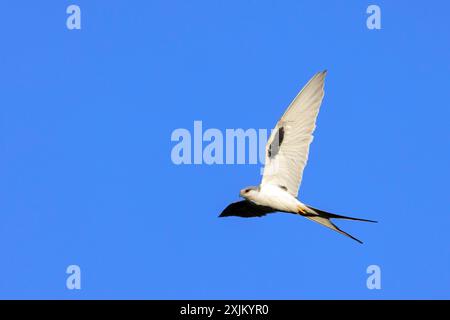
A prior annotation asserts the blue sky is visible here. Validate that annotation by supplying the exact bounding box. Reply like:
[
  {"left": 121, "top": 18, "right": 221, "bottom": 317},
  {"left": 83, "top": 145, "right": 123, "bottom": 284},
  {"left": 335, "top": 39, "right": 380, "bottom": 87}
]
[{"left": 1, "top": 1, "right": 449, "bottom": 299}]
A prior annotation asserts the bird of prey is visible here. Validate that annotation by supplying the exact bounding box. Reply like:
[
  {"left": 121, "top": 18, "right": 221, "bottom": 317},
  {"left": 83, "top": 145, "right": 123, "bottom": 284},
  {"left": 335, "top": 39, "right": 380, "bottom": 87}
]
[{"left": 219, "top": 71, "right": 376, "bottom": 243}]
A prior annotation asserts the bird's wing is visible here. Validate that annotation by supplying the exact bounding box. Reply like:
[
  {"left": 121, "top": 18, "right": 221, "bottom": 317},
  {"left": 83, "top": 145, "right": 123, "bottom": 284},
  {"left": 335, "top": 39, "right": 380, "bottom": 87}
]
[
  {"left": 219, "top": 200, "right": 275, "bottom": 218},
  {"left": 261, "top": 71, "right": 326, "bottom": 197}
]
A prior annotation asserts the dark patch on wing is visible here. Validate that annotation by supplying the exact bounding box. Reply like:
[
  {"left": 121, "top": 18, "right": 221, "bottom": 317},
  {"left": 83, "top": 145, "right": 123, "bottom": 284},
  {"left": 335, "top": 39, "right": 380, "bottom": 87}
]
[
  {"left": 278, "top": 185, "right": 288, "bottom": 191},
  {"left": 268, "top": 126, "right": 284, "bottom": 158},
  {"left": 219, "top": 200, "right": 275, "bottom": 218}
]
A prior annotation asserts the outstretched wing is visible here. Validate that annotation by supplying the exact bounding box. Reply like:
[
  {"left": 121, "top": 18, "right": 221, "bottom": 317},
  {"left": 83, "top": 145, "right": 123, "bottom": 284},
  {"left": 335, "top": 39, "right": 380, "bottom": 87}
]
[
  {"left": 261, "top": 71, "right": 327, "bottom": 197},
  {"left": 219, "top": 200, "right": 275, "bottom": 218}
]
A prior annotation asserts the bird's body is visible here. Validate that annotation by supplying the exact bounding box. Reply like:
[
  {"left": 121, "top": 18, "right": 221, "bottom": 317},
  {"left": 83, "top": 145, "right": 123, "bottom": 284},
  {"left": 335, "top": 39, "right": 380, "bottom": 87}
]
[
  {"left": 242, "top": 185, "right": 307, "bottom": 214},
  {"left": 219, "top": 71, "right": 376, "bottom": 243}
]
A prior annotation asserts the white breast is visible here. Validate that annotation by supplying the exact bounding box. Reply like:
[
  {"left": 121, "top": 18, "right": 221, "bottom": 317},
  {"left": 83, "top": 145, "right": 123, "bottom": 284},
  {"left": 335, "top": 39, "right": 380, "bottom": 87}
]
[{"left": 251, "top": 184, "right": 304, "bottom": 213}]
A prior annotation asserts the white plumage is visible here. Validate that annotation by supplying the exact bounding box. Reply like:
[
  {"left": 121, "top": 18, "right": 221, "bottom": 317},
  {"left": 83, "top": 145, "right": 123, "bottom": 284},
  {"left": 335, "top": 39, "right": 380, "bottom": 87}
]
[
  {"left": 261, "top": 71, "right": 326, "bottom": 197},
  {"left": 220, "top": 71, "right": 376, "bottom": 244}
]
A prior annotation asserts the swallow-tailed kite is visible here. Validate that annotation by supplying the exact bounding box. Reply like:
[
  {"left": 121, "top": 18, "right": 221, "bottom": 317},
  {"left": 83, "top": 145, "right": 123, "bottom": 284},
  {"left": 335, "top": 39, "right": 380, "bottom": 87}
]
[{"left": 219, "top": 71, "right": 376, "bottom": 244}]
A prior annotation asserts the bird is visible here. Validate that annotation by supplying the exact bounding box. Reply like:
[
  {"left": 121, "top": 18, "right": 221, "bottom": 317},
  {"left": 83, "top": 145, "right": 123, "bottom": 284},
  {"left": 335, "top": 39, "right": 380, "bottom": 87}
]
[{"left": 219, "top": 71, "right": 376, "bottom": 244}]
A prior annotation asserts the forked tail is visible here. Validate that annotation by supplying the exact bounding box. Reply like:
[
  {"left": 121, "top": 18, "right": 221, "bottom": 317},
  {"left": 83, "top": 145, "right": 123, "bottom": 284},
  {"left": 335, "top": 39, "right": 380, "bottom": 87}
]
[{"left": 302, "top": 205, "right": 377, "bottom": 244}]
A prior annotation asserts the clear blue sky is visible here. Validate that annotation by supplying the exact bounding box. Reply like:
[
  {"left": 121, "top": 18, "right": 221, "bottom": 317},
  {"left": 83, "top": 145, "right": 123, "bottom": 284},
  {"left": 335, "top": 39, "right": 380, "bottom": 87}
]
[{"left": 1, "top": 1, "right": 449, "bottom": 299}]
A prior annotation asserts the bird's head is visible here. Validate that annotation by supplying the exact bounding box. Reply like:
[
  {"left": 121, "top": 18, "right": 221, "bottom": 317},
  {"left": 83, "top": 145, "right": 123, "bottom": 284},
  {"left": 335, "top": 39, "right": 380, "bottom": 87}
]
[{"left": 239, "top": 186, "right": 259, "bottom": 200}]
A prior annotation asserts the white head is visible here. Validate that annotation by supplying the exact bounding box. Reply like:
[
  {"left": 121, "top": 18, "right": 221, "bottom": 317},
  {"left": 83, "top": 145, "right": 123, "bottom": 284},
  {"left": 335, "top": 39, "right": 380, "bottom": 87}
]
[{"left": 239, "top": 186, "right": 259, "bottom": 201}]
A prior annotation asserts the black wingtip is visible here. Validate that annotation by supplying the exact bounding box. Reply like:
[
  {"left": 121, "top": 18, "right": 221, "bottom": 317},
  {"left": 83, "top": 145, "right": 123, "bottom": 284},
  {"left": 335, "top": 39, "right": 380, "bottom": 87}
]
[{"left": 219, "top": 200, "right": 274, "bottom": 218}]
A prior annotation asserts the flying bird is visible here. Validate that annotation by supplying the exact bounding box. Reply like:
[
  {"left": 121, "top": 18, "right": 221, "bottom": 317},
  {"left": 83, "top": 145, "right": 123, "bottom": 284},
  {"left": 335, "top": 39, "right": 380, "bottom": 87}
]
[{"left": 219, "top": 71, "right": 376, "bottom": 243}]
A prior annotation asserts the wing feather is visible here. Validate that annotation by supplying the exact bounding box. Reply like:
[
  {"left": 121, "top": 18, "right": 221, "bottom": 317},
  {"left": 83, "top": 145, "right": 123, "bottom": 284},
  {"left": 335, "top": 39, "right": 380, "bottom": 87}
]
[
  {"left": 261, "top": 71, "right": 327, "bottom": 196},
  {"left": 219, "top": 200, "right": 275, "bottom": 218}
]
